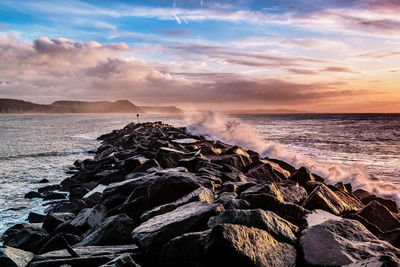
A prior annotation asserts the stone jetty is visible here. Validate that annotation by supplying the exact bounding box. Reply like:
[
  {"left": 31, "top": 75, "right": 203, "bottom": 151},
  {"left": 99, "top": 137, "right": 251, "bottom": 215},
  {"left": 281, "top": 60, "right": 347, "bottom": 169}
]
[{"left": 2, "top": 121, "right": 400, "bottom": 266}]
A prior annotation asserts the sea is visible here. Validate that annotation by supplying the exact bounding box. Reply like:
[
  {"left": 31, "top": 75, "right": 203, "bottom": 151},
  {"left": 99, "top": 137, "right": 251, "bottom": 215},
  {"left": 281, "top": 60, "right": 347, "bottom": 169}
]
[{"left": 0, "top": 113, "right": 399, "bottom": 235}]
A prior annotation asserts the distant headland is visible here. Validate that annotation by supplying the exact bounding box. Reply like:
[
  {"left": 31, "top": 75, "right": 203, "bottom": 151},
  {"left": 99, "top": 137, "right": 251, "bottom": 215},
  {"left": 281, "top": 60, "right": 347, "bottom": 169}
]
[{"left": 0, "top": 99, "right": 183, "bottom": 114}]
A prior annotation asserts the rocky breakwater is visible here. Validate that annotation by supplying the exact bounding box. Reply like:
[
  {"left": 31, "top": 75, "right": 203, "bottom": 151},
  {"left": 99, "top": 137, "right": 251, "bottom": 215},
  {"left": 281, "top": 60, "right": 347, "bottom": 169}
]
[{"left": 2, "top": 121, "right": 400, "bottom": 266}]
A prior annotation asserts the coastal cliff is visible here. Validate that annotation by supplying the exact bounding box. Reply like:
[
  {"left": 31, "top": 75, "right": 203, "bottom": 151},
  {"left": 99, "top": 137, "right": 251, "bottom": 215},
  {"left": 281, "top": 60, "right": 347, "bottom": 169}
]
[
  {"left": 0, "top": 99, "right": 183, "bottom": 114},
  {"left": 1, "top": 122, "right": 400, "bottom": 266}
]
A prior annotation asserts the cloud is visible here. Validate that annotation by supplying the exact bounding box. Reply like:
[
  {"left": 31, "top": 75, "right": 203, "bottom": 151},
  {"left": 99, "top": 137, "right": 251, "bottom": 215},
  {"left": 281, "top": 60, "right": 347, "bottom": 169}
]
[
  {"left": 156, "top": 29, "right": 192, "bottom": 36},
  {"left": 359, "top": 50, "right": 400, "bottom": 59},
  {"left": 287, "top": 68, "right": 317, "bottom": 75},
  {"left": 321, "top": 67, "right": 357, "bottom": 73}
]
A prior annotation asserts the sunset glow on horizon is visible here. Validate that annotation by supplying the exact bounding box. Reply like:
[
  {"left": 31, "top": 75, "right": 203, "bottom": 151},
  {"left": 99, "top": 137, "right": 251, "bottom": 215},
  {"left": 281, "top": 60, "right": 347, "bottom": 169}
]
[{"left": 1, "top": 0, "right": 400, "bottom": 113}]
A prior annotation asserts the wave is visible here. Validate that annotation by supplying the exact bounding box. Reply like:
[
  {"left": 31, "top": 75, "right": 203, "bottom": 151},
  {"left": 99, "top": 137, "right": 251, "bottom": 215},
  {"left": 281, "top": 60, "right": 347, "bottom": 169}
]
[
  {"left": 186, "top": 111, "right": 400, "bottom": 203},
  {"left": 0, "top": 150, "right": 85, "bottom": 161}
]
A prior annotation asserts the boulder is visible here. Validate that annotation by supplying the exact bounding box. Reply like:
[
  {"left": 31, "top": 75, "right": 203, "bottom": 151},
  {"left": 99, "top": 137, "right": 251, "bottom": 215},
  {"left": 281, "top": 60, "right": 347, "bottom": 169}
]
[
  {"left": 240, "top": 183, "right": 284, "bottom": 202},
  {"left": 215, "top": 192, "right": 237, "bottom": 206},
  {"left": 43, "top": 192, "right": 67, "bottom": 201},
  {"left": 224, "top": 199, "right": 251, "bottom": 210},
  {"left": 360, "top": 195, "right": 399, "bottom": 213},
  {"left": 47, "top": 199, "right": 87, "bottom": 215},
  {"left": 76, "top": 213, "right": 136, "bottom": 247},
  {"left": 289, "top": 166, "right": 315, "bottom": 186},
  {"left": 133, "top": 159, "right": 160, "bottom": 173},
  {"left": 210, "top": 154, "right": 252, "bottom": 172},
  {"left": 28, "top": 212, "right": 45, "bottom": 223},
  {"left": 344, "top": 256, "right": 400, "bottom": 266},
  {"left": 356, "top": 201, "right": 400, "bottom": 232},
  {"left": 245, "top": 163, "right": 283, "bottom": 183},
  {"left": 132, "top": 201, "right": 224, "bottom": 250},
  {"left": 276, "top": 180, "right": 308, "bottom": 204},
  {"left": 241, "top": 193, "right": 308, "bottom": 225},
  {"left": 300, "top": 210, "right": 400, "bottom": 266},
  {"left": 208, "top": 209, "right": 298, "bottom": 244},
  {"left": 205, "top": 223, "right": 297, "bottom": 267},
  {"left": 68, "top": 204, "right": 108, "bottom": 233},
  {"left": 42, "top": 212, "right": 75, "bottom": 233},
  {"left": 2, "top": 223, "right": 49, "bottom": 253},
  {"left": 100, "top": 254, "right": 141, "bottom": 267},
  {"left": 379, "top": 229, "right": 400, "bottom": 248},
  {"left": 30, "top": 245, "right": 140, "bottom": 267},
  {"left": 140, "top": 187, "right": 214, "bottom": 222},
  {"left": 160, "top": 230, "right": 211, "bottom": 267},
  {"left": 303, "top": 183, "right": 350, "bottom": 215},
  {"left": 0, "top": 246, "right": 35, "bottom": 267},
  {"left": 38, "top": 233, "right": 82, "bottom": 254},
  {"left": 24, "top": 191, "right": 42, "bottom": 199}
]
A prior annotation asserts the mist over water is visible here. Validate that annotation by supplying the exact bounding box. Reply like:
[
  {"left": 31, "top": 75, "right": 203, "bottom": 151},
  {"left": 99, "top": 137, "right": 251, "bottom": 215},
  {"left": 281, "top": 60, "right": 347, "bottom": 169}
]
[
  {"left": 187, "top": 111, "right": 400, "bottom": 202},
  {"left": 0, "top": 112, "right": 399, "bottom": 236}
]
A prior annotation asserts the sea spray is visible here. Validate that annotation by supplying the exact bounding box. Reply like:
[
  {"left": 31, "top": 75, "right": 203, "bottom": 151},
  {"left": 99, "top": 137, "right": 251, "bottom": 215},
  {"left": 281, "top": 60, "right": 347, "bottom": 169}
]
[{"left": 186, "top": 111, "right": 400, "bottom": 203}]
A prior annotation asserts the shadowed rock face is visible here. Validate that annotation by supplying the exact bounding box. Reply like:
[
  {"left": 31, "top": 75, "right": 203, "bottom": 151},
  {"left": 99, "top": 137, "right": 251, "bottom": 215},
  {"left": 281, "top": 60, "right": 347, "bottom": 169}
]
[{"left": 3, "top": 121, "right": 400, "bottom": 266}]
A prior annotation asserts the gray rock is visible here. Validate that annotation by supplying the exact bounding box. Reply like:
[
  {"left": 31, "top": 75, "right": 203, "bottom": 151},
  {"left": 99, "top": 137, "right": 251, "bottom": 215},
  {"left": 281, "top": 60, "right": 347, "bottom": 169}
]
[
  {"left": 300, "top": 210, "right": 400, "bottom": 266},
  {"left": 205, "top": 223, "right": 297, "bottom": 267},
  {"left": 276, "top": 180, "right": 308, "bottom": 204},
  {"left": 2, "top": 223, "right": 49, "bottom": 253},
  {"left": 161, "top": 230, "right": 211, "bottom": 267},
  {"left": 0, "top": 246, "right": 34, "bottom": 267},
  {"left": 289, "top": 166, "right": 315, "bottom": 186},
  {"left": 100, "top": 254, "right": 141, "bottom": 267},
  {"left": 42, "top": 212, "right": 75, "bottom": 233},
  {"left": 132, "top": 201, "right": 224, "bottom": 250},
  {"left": 76, "top": 213, "right": 135, "bottom": 247},
  {"left": 140, "top": 187, "right": 214, "bottom": 222},
  {"left": 208, "top": 209, "right": 298, "bottom": 244},
  {"left": 69, "top": 204, "right": 108, "bottom": 231}
]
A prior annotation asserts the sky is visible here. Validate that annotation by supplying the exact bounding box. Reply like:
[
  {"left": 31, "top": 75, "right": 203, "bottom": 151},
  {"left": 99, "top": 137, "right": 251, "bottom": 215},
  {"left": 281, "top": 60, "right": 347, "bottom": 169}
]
[{"left": 0, "top": 0, "right": 400, "bottom": 112}]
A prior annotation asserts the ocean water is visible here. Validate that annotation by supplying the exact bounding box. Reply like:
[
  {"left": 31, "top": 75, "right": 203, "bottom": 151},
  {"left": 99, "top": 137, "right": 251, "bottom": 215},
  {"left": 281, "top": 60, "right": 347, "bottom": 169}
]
[{"left": 0, "top": 113, "right": 399, "bottom": 235}]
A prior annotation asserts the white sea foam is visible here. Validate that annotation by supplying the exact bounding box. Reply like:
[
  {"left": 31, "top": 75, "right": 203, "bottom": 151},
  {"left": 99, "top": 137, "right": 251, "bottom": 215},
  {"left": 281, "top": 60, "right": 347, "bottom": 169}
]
[{"left": 186, "top": 111, "right": 400, "bottom": 203}]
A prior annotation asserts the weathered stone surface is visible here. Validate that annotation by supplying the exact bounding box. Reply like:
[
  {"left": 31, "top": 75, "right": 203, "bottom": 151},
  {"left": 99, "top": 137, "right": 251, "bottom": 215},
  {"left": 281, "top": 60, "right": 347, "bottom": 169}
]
[
  {"left": 38, "top": 233, "right": 82, "bottom": 254},
  {"left": 343, "top": 256, "right": 400, "bottom": 267},
  {"left": 2, "top": 223, "right": 49, "bottom": 253},
  {"left": 208, "top": 209, "right": 298, "bottom": 244},
  {"left": 76, "top": 213, "right": 136, "bottom": 247},
  {"left": 241, "top": 193, "right": 308, "bottom": 225},
  {"left": 356, "top": 200, "right": 400, "bottom": 232},
  {"left": 276, "top": 180, "right": 308, "bottom": 204},
  {"left": 132, "top": 201, "right": 224, "bottom": 250},
  {"left": 48, "top": 199, "right": 87, "bottom": 215},
  {"left": 0, "top": 246, "right": 35, "bottom": 267},
  {"left": 224, "top": 199, "right": 251, "bottom": 210},
  {"left": 160, "top": 230, "right": 211, "bottom": 267},
  {"left": 42, "top": 212, "right": 75, "bottom": 233},
  {"left": 361, "top": 195, "right": 399, "bottom": 213},
  {"left": 240, "top": 183, "right": 284, "bottom": 202},
  {"left": 28, "top": 212, "right": 45, "bottom": 223},
  {"left": 100, "top": 254, "right": 141, "bottom": 267},
  {"left": 69, "top": 204, "right": 108, "bottom": 232},
  {"left": 24, "top": 191, "right": 42, "bottom": 199},
  {"left": 300, "top": 210, "right": 400, "bottom": 266},
  {"left": 140, "top": 187, "right": 214, "bottom": 222},
  {"left": 289, "top": 166, "right": 315, "bottom": 186},
  {"left": 303, "top": 183, "right": 350, "bottom": 215},
  {"left": 31, "top": 245, "right": 140, "bottom": 267},
  {"left": 379, "top": 229, "right": 400, "bottom": 249},
  {"left": 205, "top": 223, "right": 297, "bottom": 267},
  {"left": 245, "top": 163, "right": 283, "bottom": 183}
]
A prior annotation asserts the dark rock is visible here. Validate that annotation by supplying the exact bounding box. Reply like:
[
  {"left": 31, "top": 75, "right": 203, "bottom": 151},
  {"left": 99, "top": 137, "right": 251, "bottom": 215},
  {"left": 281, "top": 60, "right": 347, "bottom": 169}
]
[
  {"left": 241, "top": 193, "right": 308, "bottom": 225},
  {"left": 379, "top": 229, "right": 400, "bottom": 249},
  {"left": 28, "top": 212, "right": 46, "bottom": 223},
  {"left": 344, "top": 256, "right": 400, "bottom": 267},
  {"left": 160, "top": 230, "right": 211, "bottom": 267},
  {"left": 267, "top": 158, "right": 296, "bottom": 174},
  {"left": 361, "top": 195, "right": 399, "bottom": 213},
  {"left": 224, "top": 199, "right": 251, "bottom": 210},
  {"left": 240, "top": 183, "right": 284, "bottom": 202},
  {"left": 178, "top": 156, "right": 210, "bottom": 172},
  {"left": 76, "top": 213, "right": 136, "bottom": 247},
  {"left": 0, "top": 246, "right": 34, "bottom": 267},
  {"left": 69, "top": 182, "right": 96, "bottom": 201},
  {"left": 276, "top": 180, "right": 308, "bottom": 204},
  {"left": 43, "top": 192, "right": 67, "bottom": 201},
  {"left": 205, "top": 223, "right": 297, "bottom": 267},
  {"left": 30, "top": 245, "right": 140, "bottom": 267},
  {"left": 123, "top": 156, "right": 148, "bottom": 172},
  {"left": 133, "top": 159, "right": 160, "bottom": 173},
  {"left": 215, "top": 192, "right": 237, "bottom": 205},
  {"left": 289, "top": 166, "right": 315, "bottom": 186},
  {"left": 356, "top": 201, "right": 400, "bottom": 232},
  {"left": 211, "top": 154, "right": 252, "bottom": 172},
  {"left": 300, "top": 209, "right": 400, "bottom": 266},
  {"left": 38, "top": 233, "right": 82, "bottom": 254},
  {"left": 68, "top": 204, "right": 108, "bottom": 232},
  {"left": 246, "top": 163, "right": 284, "bottom": 183},
  {"left": 100, "top": 254, "right": 141, "bottom": 267},
  {"left": 303, "top": 181, "right": 323, "bottom": 194},
  {"left": 303, "top": 183, "right": 350, "bottom": 215},
  {"left": 39, "top": 179, "right": 50, "bottom": 183},
  {"left": 208, "top": 209, "right": 298, "bottom": 244},
  {"left": 2, "top": 223, "right": 49, "bottom": 253},
  {"left": 132, "top": 201, "right": 224, "bottom": 250},
  {"left": 353, "top": 188, "right": 372, "bottom": 200},
  {"left": 42, "top": 212, "right": 75, "bottom": 233},
  {"left": 47, "top": 199, "right": 87, "bottom": 214},
  {"left": 140, "top": 187, "right": 214, "bottom": 222},
  {"left": 24, "top": 191, "right": 42, "bottom": 199}
]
